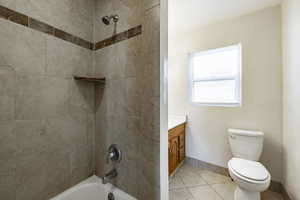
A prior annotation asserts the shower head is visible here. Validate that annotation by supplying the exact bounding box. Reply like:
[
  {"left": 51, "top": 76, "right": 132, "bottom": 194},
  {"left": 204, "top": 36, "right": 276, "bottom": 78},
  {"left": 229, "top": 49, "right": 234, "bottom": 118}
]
[{"left": 102, "top": 15, "right": 119, "bottom": 25}]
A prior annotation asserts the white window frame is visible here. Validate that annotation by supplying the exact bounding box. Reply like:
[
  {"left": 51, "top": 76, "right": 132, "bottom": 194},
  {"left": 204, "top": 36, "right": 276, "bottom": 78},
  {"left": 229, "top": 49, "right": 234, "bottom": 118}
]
[{"left": 188, "top": 44, "right": 242, "bottom": 107}]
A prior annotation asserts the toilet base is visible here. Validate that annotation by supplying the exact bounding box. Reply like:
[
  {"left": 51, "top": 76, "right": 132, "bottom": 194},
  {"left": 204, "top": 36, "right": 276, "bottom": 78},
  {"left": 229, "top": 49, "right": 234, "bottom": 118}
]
[{"left": 235, "top": 186, "right": 260, "bottom": 200}]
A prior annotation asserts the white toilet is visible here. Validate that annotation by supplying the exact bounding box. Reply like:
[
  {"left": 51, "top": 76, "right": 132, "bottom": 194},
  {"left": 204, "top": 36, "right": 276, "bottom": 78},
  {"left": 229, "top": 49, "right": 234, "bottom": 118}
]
[{"left": 228, "top": 129, "right": 271, "bottom": 200}]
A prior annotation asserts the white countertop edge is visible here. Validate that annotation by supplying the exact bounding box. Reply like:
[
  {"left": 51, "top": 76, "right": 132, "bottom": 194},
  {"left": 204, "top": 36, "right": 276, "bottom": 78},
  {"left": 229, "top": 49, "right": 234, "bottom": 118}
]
[{"left": 168, "top": 115, "right": 187, "bottom": 130}]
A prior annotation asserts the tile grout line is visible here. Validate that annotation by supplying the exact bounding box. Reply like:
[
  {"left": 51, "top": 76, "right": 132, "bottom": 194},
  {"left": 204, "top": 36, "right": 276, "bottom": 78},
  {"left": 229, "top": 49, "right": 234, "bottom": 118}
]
[
  {"left": 208, "top": 183, "right": 226, "bottom": 200},
  {"left": 171, "top": 165, "right": 224, "bottom": 200},
  {"left": 189, "top": 171, "right": 226, "bottom": 200},
  {"left": 171, "top": 164, "right": 235, "bottom": 200}
]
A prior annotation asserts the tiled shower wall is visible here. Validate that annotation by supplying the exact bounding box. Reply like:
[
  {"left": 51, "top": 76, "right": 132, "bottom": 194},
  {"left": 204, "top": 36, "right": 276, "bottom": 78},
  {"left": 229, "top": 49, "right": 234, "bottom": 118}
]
[
  {"left": 0, "top": 1, "right": 95, "bottom": 200},
  {"left": 94, "top": 0, "right": 161, "bottom": 199},
  {"left": 0, "top": 0, "right": 161, "bottom": 199}
]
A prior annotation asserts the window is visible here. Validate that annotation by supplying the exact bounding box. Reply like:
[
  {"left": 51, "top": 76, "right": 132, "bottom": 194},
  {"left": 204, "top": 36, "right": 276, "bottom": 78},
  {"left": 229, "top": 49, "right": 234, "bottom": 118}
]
[{"left": 189, "top": 44, "right": 242, "bottom": 106}]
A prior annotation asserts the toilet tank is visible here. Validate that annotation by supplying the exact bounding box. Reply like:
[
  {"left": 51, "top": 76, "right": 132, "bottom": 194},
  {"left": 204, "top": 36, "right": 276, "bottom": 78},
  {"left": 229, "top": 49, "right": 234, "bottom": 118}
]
[{"left": 228, "top": 129, "right": 264, "bottom": 161}]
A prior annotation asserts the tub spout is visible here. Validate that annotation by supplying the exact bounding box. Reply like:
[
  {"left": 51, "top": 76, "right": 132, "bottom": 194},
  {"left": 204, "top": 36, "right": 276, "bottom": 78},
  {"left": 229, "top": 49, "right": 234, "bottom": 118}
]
[{"left": 102, "top": 168, "right": 118, "bottom": 184}]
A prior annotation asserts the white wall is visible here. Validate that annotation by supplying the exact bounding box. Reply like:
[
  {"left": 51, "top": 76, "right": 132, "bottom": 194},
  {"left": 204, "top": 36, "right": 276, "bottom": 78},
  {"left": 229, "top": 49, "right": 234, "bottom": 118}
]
[
  {"left": 282, "top": 0, "right": 300, "bottom": 199},
  {"left": 169, "top": 6, "right": 283, "bottom": 181}
]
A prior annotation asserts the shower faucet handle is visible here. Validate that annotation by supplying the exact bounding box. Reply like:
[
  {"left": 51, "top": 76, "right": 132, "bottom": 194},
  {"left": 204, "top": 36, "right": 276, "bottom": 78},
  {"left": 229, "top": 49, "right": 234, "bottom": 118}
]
[{"left": 106, "top": 144, "right": 122, "bottom": 163}]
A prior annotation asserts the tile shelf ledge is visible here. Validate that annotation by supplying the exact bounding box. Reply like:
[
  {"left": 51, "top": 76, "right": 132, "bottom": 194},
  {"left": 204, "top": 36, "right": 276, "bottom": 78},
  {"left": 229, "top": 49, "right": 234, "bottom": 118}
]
[{"left": 73, "top": 76, "right": 106, "bottom": 84}]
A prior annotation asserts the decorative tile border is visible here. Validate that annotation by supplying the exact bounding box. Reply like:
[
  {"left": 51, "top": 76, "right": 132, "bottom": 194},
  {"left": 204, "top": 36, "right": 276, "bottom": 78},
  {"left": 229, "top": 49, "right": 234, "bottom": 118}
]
[
  {"left": 0, "top": 5, "right": 93, "bottom": 49},
  {"left": 185, "top": 157, "right": 286, "bottom": 195},
  {"left": 0, "top": 5, "right": 142, "bottom": 50},
  {"left": 0, "top": 5, "right": 28, "bottom": 26},
  {"left": 94, "top": 25, "right": 142, "bottom": 50}
]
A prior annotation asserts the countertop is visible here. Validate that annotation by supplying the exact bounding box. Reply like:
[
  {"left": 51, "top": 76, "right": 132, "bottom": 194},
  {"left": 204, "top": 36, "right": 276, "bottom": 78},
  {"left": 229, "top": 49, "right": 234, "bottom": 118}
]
[{"left": 168, "top": 115, "right": 187, "bottom": 130}]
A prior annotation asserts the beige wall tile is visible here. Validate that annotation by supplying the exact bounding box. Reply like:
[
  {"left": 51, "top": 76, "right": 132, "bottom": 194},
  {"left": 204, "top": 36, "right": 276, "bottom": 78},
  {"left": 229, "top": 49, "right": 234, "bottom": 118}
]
[
  {"left": 0, "top": 175, "right": 16, "bottom": 200},
  {"left": 41, "top": 77, "right": 69, "bottom": 118},
  {"left": 0, "top": 0, "right": 16, "bottom": 9},
  {"left": 0, "top": 67, "right": 15, "bottom": 121},
  {"left": 45, "top": 116, "right": 88, "bottom": 152},
  {"left": 0, "top": 20, "right": 46, "bottom": 76},
  {"left": 0, "top": 121, "right": 16, "bottom": 176},
  {"left": 16, "top": 150, "right": 70, "bottom": 200},
  {"left": 15, "top": 0, "right": 93, "bottom": 41},
  {"left": 46, "top": 36, "right": 93, "bottom": 78},
  {"left": 15, "top": 120, "right": 47, "bottom": 154},
  {"left": 15, "top": 75, "right": 44, "bottom": 120}
]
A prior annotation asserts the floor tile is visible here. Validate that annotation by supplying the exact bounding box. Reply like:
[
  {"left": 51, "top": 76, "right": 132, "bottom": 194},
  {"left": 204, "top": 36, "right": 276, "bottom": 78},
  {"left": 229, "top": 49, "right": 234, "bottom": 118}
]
[
  {"left": 169, "top": 176, "right": 185, "bottom": 190},
  {"left": 169, "top": 163, "right": 284, "bottom": 200},
  {"left": 180, "top": 164, "right": 204, "bottom": 174},
  {"left": 169, "top": 188, "right": 194, "bottom": 200},
  {"left": 180, "top": 172, "right": 207, "bottom": 187},
  {"left": 211, "top": 182, "right": 236, "bottom": 200},
  {"left": 189, "top": 185, "right": 222, "bottom": 200},
  {"left": 262, "top": 190, "right": 284, "bottom": 200},
  {"left": 200, "top": 170, "right": 231, "bottom": 184},
  {"left": 177, "top": 167, "right": 199, "bottom": 177}
]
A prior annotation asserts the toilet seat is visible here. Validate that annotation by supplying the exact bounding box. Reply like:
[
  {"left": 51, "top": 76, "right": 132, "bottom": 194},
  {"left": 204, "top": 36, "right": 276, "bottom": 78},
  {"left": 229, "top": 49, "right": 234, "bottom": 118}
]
[
  {"left": 228, "top": 158, "right": 270, "bottom": 183},
  {"left": 228, "top": 158, "right": 271, "bottom": 197},
  {"left": 229, "top": 158, "right": 269, "bottom": 181}
]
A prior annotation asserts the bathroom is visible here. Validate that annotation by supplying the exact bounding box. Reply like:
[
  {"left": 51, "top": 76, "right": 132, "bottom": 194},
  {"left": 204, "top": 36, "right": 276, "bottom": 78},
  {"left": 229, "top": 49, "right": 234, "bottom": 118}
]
[
  {"left": 0, "top": 0, "right": 299, "bottom": 200},
  {"left": 167, "top": 0, "right": 299, "bottom": 200}
]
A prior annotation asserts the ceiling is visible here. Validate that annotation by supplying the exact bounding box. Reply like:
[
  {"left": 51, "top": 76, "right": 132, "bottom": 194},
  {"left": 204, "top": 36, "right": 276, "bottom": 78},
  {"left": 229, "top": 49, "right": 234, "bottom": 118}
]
[{"left": 169, "top": 0, "right": 282, "bottom": 34}]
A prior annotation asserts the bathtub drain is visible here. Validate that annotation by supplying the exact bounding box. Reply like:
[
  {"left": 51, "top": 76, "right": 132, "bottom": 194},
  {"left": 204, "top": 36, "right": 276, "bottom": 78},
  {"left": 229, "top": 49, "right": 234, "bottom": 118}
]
[{"left": 108, "top": 192, "right": 115, "bottom": 200}]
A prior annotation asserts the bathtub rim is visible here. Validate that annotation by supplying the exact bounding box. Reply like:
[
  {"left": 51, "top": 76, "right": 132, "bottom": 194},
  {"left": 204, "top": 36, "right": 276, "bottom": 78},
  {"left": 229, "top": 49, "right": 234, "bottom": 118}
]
[{"left": 50, "top": 175, "right": 137, "bottom": 200}]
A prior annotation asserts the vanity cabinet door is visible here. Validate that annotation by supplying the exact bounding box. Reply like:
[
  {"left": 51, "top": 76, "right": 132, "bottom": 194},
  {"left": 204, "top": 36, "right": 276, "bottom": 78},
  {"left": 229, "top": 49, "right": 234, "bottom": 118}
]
[
  {"left": 168, "top": 141, "right": 172, "bottom": 174},
  {"left": 168, "top": 123, "right": 186, "bottom": 175},
  {"left": 169, "top": 137, "right": 179, "bottom": 175},
  {"left": 179, "top": 131, "right": 185, "bottom": 162},
  {"left": 179, "top": 133, "right": 185, "bottom": 148},
  {"left": 179, "top": 147, "right": 185, "bottom": 163}
]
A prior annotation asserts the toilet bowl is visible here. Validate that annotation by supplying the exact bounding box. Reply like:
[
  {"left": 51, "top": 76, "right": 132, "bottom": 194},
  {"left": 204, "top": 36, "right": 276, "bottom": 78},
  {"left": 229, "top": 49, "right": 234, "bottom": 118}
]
[
  {"left": 228, "top": 129, "right": 271, "bottom": 200},
  {"left": 228, "top": 158, "right": 271, "bottom": 200}
]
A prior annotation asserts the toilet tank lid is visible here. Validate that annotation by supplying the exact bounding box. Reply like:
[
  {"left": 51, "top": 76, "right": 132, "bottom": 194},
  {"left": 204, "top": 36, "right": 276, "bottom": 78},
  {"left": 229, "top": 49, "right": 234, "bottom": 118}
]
[{"left": 228, "top": 129, "right": 264, "bottom": 137}]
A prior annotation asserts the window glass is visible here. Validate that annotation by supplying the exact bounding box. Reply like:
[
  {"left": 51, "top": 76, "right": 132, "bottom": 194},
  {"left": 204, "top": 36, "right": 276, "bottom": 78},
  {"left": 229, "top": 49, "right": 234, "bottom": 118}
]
[{"left": 190, "top": 44, "right": 241, "bottom": 106}]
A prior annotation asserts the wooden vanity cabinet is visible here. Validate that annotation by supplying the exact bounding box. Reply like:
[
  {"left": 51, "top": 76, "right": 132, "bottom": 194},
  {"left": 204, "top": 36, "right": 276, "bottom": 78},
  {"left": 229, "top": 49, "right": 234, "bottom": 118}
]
[{"left": 168, "top": 123, "right": 186, "bottom": 175}]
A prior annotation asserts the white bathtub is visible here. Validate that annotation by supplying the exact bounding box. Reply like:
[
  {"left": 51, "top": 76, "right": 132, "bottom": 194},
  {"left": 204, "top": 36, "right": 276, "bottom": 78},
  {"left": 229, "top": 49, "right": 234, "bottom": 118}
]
[{"left": 50, "top": 176, "right": 137, "bottom": 200}]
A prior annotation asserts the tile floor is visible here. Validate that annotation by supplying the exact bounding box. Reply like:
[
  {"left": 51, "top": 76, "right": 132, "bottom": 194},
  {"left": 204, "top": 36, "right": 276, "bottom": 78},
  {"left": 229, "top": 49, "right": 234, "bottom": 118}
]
[{"left": 169, "top": 163, "right": 284, "bottom": 200}]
